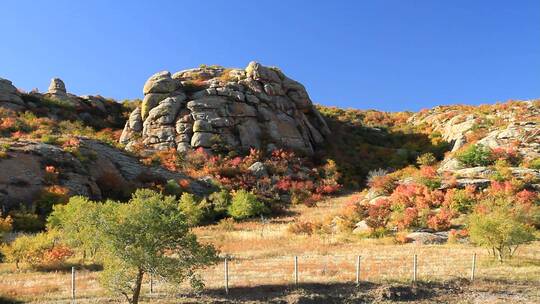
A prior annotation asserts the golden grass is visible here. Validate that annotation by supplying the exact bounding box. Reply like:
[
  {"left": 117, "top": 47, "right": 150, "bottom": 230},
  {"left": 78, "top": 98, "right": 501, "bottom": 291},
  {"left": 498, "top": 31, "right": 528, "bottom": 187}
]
[{"left": 1, "top": 192, "right": 539, "bottom": 303}]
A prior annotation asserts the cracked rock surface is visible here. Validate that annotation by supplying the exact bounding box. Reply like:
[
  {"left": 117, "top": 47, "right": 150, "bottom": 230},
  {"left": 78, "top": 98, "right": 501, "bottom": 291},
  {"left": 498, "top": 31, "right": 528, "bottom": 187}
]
[{"left": 120, "top": 62, "right": 331, "bottom": 155}]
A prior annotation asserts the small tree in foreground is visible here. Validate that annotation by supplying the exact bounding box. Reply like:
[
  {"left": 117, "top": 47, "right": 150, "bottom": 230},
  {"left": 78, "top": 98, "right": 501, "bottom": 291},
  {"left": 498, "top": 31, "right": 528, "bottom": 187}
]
[
  {"left": 51, "top": 189, "right": 218, "bottom": 304},
  {"left": 469, "top": 197, "right": 536, "bottom": 262}
]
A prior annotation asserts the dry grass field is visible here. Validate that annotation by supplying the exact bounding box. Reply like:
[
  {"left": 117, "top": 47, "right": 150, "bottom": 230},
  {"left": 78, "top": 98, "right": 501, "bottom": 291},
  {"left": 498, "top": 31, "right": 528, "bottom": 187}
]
[{"left": 1, "top": 193, "right": 539, "bottom": 303}]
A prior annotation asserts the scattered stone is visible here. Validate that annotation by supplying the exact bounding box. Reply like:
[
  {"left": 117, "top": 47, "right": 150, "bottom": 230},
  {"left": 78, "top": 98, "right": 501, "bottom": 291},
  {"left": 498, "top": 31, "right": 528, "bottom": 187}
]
[
  {"left": 352, "top": 220, "right": 371, "bottom": 234},
  {"left": 248, "top": 161, "right": 268, "bottom": 178}
]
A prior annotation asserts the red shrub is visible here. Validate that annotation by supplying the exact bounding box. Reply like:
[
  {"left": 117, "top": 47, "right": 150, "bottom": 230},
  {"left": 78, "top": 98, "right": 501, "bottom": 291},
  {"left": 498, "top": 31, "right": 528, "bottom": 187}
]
[
  {"left": 427, "top": 208, "right": 454, "bottom": 231},
  {"left": 366, "top": 198, "right": 392, "bottom": 228}
]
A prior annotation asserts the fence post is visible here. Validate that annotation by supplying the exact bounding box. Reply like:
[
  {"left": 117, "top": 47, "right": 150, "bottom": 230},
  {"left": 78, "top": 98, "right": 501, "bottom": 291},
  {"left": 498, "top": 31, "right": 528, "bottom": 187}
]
[
  {"left": 355, "top": 256, "right": 361, "bottom": 285},
  {"left": 224, "top": 258, "right": 229, "bottom": 295},
  {"left": 71, "top": 266, "right": 76, "bottom": 304},
  {"left": 294, "top": 256, "right": 299, "bottom": 286},
  {"left": 412, "top": 254, "right": 417, "bottom": 283},
  {"left": 470, "top": 253, "right": 477, "bottom": 282},
  {"left": 150, "top": 274, "right": 154, "bottom": 294}
]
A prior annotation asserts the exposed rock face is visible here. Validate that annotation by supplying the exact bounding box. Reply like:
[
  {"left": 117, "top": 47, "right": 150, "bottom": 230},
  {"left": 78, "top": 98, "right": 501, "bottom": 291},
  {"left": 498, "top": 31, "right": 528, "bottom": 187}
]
[
  {"left": 409, "top": 102, "right": 540, "bottom": 167},
  {"left": 0, "top": 78, "right": 24, "bottom": 110},
  {"left": 409, "top": 103, "right": 539, "bottom": 156},
  {"left": 0, "top": 138, "right": 211, "bottom": 210},
  {"left": 120, "top": 62, "right": 331, "bottom": 155},
  {"left": 48, "top": 78, "right": 67, "bottom": 95}
]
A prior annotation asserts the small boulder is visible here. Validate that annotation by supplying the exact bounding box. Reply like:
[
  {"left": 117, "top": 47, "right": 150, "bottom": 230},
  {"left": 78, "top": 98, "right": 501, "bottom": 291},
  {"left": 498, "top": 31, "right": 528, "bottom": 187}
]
[
  {"left": 248, "top": 162, "right": 268, "bottom": 178},
  {"left": 455, "top": 178, "right": 491, "bottom": 189},
  {"left": 143, "top": 71, "right": 179, "bottom": 94},
  {"left": 406, "top": 232, "right": 447, "bottom": 244},
  {"left": 352, "top": 220, "right": 372, "bottom": 234}
]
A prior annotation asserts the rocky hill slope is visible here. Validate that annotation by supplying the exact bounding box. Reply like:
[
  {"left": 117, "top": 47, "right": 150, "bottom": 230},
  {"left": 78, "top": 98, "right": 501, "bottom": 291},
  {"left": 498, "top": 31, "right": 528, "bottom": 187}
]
[
  {"left": 1, "top": 64, "right": 538, "bottom": 234},
  {"left": 120, "top": 62, "right": 330, "bottom": 155},
  {"left": 0, "top": 77, "right": 211, "bottom": 220}
]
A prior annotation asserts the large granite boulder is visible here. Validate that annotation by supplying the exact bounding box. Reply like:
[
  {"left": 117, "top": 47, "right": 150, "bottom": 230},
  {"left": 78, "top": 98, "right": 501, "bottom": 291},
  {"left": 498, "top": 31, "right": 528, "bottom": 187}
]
[{"left": 120, "top": 62, "right": 331, "bottom": 155}]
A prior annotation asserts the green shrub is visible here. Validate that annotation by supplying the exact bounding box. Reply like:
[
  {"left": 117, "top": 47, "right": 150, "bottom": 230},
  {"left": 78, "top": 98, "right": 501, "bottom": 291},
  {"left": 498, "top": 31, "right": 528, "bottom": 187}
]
[
  {"left": 208, "top": 189, "right": 231, "bottom": 217},
  {"left": 178, "top": 193, "right": 204, "bottom": 227},
  {"left": 529, "top": 158, "right": 540, "bottom": 169},
  {"left": 0, "top": 230, "right": 69, "bottom": 269},
  {"left": 41, "top": 134, "right": 59, "bottom": 145},
  {"left": 228, "top": 190, "right": 268, "bottom": 220},
  {"left": 418, "top": 176, "right": 441, "bottom": 190},
  {"left": 10, "top": 211, "right": 45, "bottom": 232},
  {"left": 450, "top": 189, "right": 475, "bottom": 213},
  {"left": 164, "top": 179, "right": 183, "bottom": 197},
  {"left": 456, "top": 144, "right": 493, "bottom": 167},
  {"left": 416, "top": 152, "right": 437, "bottom": 166},
  {"left": 469, "top": 197, "right": 536, "bottom": 262}
]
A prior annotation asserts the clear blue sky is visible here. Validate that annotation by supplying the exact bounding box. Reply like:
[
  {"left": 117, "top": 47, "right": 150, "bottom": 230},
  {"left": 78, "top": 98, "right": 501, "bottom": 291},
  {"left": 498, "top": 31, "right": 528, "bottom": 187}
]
[{"left": 1, "top": 0, "right": 539, "bottom": 111}]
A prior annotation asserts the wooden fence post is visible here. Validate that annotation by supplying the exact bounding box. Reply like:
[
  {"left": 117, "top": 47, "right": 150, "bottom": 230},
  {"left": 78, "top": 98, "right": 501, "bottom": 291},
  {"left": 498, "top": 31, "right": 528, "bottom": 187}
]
[
  {"left": 470, "top": 253, "right": 477, "bottom": 282},
  {"left": 150, "top": 274, "right": 154, "bottom": 294},
  {"left": 355, "top": 256, "right": 361, "bottom": 285},
  {"left": 224, "top": 258, "right": 229, "bottom": 295},
  {"left": 71, "top": 266, "right": 76, "bottom": 304},
  {"left": 412, "top": 254, "right": 418, "bottom": 283},
  {"left": 294, "top": 256, "right": 299, "bottom": 286}
]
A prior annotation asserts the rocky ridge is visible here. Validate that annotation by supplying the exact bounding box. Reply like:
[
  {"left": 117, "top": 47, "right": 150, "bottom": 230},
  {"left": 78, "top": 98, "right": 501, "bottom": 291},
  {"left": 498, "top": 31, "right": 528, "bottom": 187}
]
[
  {"left": 0, "top": 77, "right": 126, "bottom": 129},
  {"left": 120, "top": 62, "right": 331, "bottom": 155}
]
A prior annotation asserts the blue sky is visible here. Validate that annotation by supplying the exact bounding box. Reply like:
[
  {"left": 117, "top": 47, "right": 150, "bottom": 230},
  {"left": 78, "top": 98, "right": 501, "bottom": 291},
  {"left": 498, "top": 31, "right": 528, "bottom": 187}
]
[{"left": 1, "top": 0, "right": 539, "bottom": 111}]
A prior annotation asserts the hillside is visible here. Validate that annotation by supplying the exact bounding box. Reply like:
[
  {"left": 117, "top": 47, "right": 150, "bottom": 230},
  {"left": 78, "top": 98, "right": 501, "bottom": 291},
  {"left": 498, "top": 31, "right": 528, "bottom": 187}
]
[
  {"left": 0, "top": 64, "right": 539, "bottom": 303},
  {"left": 0, "top": 69, "right": 539, "bottom": 228}
]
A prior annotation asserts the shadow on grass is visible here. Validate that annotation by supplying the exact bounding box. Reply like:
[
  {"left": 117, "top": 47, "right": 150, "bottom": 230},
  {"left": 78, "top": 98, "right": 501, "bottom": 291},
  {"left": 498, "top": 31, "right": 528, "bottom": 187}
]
[
  {"left": 167, "top": 281, "right": 466, "bottom": 303},
  {"left": 34, "top": 262, "right": 103, "bottom": 273},
  {"left": 0, "top": 296, "right": 24, "bottom": 304}
]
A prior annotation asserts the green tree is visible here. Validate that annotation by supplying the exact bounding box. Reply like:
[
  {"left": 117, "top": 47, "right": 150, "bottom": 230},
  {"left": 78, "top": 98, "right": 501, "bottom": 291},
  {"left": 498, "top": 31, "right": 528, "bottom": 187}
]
[
  {"left": 47, "top": 196, "right": 103, "bottom": 260},
  {"left": 0, "top": 230, "right": 60, "bottom": 269},
  {"left": 52, "top": 189, "right": 218, "bottom": 304},
  {"left": 469, "top": 197, "right": 536, "bottom": 262},
  {"left": 228, "top": 190, "right": 268, "bottom": 220}
]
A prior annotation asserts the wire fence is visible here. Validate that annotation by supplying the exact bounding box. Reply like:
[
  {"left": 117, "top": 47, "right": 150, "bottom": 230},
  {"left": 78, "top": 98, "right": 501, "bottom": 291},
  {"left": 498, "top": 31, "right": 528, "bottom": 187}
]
[{"left": 5, "top": 247, "right": 537, "bottom": 302}]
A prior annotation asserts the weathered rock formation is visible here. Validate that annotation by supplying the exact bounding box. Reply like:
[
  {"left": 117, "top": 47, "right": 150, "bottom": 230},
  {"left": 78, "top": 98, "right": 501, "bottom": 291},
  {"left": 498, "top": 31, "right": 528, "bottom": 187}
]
[
  {"left": 0, "top": 78, "right": 25, "bottom": 110},
  {"left": 0, "top": 77, "right": 126, "bottom": 129},
  {"left": 120, "top": 62, "right": 331, "bottom": 155},
  {"left": 0, "top": 138, "right": 211, "bottom": 210},
  {"left": 408, "top": 102, "right": 540, "bottom": 160}
]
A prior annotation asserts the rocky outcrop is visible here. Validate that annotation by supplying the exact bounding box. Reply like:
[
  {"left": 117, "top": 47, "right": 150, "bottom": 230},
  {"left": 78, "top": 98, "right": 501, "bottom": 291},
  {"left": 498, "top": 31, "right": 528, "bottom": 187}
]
[
  {"left": 120, "top": 62, "right": 331, "bottom": 155},
  {"left": 0, "top": 78, "right": 25, "bottom": 110},
  {"left": 0, "top": 138, "right": 211, "bottom": 210},
  {"left": 0, "top": 77, "right": 126, "bottom": 130},
  {"left": 408, "top": 102, "right": 540, "bottom": 158}
]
